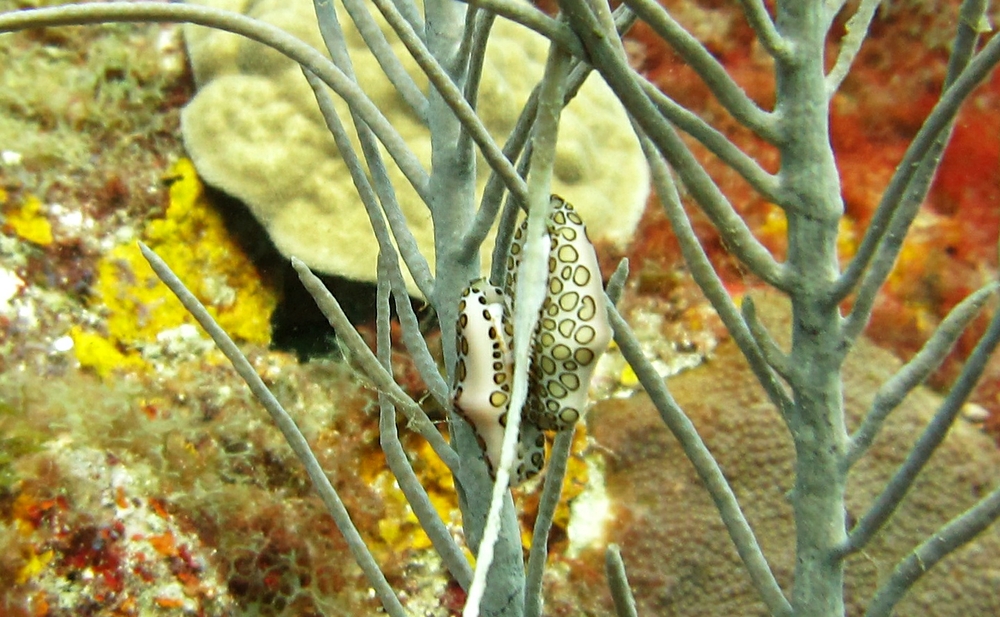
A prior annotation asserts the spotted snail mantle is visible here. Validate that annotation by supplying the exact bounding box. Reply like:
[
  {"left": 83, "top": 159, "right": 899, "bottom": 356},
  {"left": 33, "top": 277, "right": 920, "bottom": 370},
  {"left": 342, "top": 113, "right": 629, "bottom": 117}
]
[{"left": 452, "top": 196, "right": 612, "bottom": 485}]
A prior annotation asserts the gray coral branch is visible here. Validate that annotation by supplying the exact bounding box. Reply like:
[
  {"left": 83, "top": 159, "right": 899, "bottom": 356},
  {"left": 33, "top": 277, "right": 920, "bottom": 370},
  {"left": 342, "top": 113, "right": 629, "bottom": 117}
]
[
  {"left": 375, "top": 257, "right": 474, "bottom": 589},
  {"left": 640, "top": 79, "right": 782, "bottom": 203},
  {"left": 864, "top": 485, "right": 1000, "bottom": 617},
  {"left": 523, "top": 428, "right": 576, "bottom": 617},
  {"left": 824, "top": 0, "right": 882, "bottom": 97},
  {"left": 736, "top": 0, "right": 789, "bottom": 60},
  {"left": 843, "top": 300, "right": 1000, "bottom": 555},
  {"left": 605, "top": 544, "right": 639, "bottom": 617},
  {"left": 464, "top": 40, "right": 574, "bottom": 617},
  {"left": 845, "top": 282, "right": 999, "bottom": 470},
  {"left": 369, "top": 0, "right": 529, "bottom": 205},
  {"left": 390, "top": 0, "right": 425, "bottom": 38},
  {"left": 636, "top": 124, "right": 793, "bottom": 416},
  {"left": 605, "top": 299, "right": 793, "bottom": 617},
  {"left": 459, "top": 0, "right": 586, "bottom": 57},
  {"left": 337, "top": 0, "right": 429, "bottom": 120},
  {"left": 304, "top": 70, "right": 436, "bottom": 299},
  {"left": 457, "top": 9, "right": 495, "bottom": 157},
  {"left": 622, "top": 0, "right": 778, "bottom": 141},
  {"left": 605, "top": 258, "right": 630, "bottom": 307},
  {"left": 461, "top": 0, "right": 637, "bottom": 261},
  {"left": 382, "top": 253, "right": 453, "bottom": 406},
  {"left": 741, "top": 296, "right": 793, "bottom": 382}
]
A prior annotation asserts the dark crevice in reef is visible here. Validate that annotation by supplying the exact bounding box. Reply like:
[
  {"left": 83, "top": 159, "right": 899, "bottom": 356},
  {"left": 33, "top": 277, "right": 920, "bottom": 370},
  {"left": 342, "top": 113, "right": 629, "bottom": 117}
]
[{"left": 202, "top": 183, "right": 434, "bottom": 361}]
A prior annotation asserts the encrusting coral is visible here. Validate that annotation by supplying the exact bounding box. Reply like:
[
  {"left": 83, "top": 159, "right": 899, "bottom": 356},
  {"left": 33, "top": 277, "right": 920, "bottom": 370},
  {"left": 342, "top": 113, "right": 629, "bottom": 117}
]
[{"left": 180, "top": 0, "right": 649, "bottom": 293}]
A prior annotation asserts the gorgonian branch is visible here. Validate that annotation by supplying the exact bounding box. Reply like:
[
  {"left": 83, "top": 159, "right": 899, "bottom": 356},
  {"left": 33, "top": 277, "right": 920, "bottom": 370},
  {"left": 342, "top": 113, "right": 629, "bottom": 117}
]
[
  {"left": 622, "top": 0, "right": 779, "bottom": 141},
  {"left": 825, "top": 0, "right": 882, "bottom": 98},
  {"left": 633, "top": 121, "right": 792, "bottom": 418},
  {"left": 842, "top": 300, "right": 1000, "bottom": 555},
  {"left": 304, "top": 68, "right": 435, "bottom": 300},
  {"left": 605, "top": 545, "right": 639, "bottom": 617},
  {"left": 457, "top": 0, "right": 586, "bottom": 57},
  {"left": 381, "top": 253, "right": 452, "bottom": 407},
  {"left": 375, "top": 256, "right": 473, "bottom": 590},
  {"left": 639, "top": 79, "right": 781, "bottom": 202},
  {"left": 742, "top": 296, "right": 792, "bottom": 382},
  {"left": 606, "top": 258, "right": 630, "bottom": 306},
  {"left": 863, "top": 485, "right": 1000, "bottom": 617},
  {"left": 457, "top": 9, "right": 496, "bottom": 159},
  {"left": 461, "top": 3, "right": 638, "bottom": 262},
  {"left": 339, "top": 0, "right": 428, "bottom": 120},
  {"left": 462, "top": 40, "right": 574, "bottom": 617},
  {"left": 589, "top": 0, "right": 793, "bottom": 417},
  {"left": 736, "top": 0, "right": 790, "bottom": 60},
  {"left": 605, "top": 299, "right": 793, "bottom": 617},
  {"left": 484, "top": 1, "right": 781, "bottom": 203},
  {"left": 524, "top": 428, "right": 576, "bottom": 617},
  {"left": 390, "top": 0, "right": 424, "bottom": 38},
  {"left": 310, "top": 0, "right": 435, "bottom": 302},
  {"left": 292, "top": 258, "right": 460, "bottom": 472},
  {"left": 824, "top": 0, "right": 851, "bottom": 25},
  {"left": 845, "top": 283, "right": 998, "bottom": 470}
]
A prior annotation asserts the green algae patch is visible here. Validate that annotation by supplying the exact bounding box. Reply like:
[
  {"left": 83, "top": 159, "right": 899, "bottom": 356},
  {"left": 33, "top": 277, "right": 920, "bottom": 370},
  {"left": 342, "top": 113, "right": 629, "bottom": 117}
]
[
  {"left": 0, "top": 402, "right": 47, "bottom": 496},
  {"left": 79, "top": 158, "right": 277, "bottom": 377}
]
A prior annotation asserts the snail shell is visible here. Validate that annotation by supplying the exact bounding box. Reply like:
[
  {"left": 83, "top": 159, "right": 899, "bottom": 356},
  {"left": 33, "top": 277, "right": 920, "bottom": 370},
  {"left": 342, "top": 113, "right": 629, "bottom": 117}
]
[
  {"left": 516, "top": 196, "right": 612, "bottom": 431},
  {"left": 452, "top": 280, "right": 545, "bottom": 485}
]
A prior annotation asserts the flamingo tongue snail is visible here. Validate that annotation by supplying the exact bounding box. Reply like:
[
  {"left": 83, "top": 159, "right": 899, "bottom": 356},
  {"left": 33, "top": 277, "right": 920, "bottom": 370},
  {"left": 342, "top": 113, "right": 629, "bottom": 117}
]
[{"left": 452, "top": 196, "right": 612, "bottom": 486}]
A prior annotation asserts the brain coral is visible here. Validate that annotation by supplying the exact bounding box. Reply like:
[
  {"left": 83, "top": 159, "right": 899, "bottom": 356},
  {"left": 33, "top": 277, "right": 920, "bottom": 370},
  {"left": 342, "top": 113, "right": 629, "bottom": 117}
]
[
  {"left": 580, "top": 291, "right": 1000, "bottom": 616},
  {"left": 181, "top": 0, "right": 649, "bottom": 293}
]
